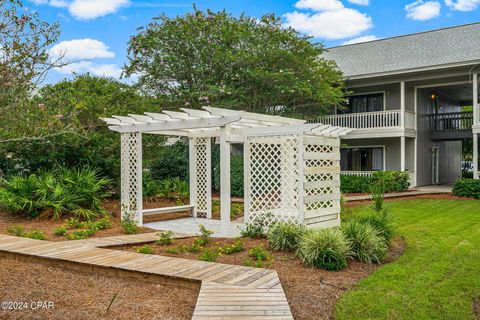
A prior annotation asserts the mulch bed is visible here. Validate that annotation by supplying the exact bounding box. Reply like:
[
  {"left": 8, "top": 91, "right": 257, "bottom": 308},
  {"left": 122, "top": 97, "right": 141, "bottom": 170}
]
[
  {"left": 0, "top": 257, "right": 199, "bottom": 320},
  {"left": 347, "top": 193, "right": 477, "bottom": 207},
  {"left": 113, "top": 236, "right": 405, "bottom": 320}
]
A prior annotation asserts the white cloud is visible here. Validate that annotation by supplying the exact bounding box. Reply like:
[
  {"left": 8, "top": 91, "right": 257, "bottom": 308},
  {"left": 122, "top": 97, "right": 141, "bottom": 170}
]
[
  {"left": 405, "top": 1, "right": 442, "bottom": 20},
  {"left": 342, "top": 35, "right": 378, "bottom": 45},
  {"left": 49, "top": 39, "right": 115, "bottom": 60},
  {"left": 445, "top": 0, "right": 480, "bottom": 11},
  {"left": 284, "top": 8, "right": 373, "bottom": 39},
  {"left": 32, "top": 0, "right": 130, "bottom": 20},
  {"left": 348, "top": 0, "right": 369, "bottom": 5},
  {"left": 295, "top": 0, "right": 344, "bottom": 11},
  {"left": 55, "top": 61, "right": 122, "bottom": 78}
]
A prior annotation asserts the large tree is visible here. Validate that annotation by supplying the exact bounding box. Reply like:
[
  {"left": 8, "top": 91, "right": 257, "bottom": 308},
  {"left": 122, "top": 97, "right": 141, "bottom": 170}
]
[{"left": 123, "top": 9, "right": 345, "bottom": 117}]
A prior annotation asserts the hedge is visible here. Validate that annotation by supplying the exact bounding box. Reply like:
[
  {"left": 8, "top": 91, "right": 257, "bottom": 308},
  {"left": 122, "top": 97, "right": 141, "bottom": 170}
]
[
  {"left": 340, "top": 171, "right": 410, "bottom": 194},
  {"left": 452, "top": 179, "right": 480, "bottom": 199}
]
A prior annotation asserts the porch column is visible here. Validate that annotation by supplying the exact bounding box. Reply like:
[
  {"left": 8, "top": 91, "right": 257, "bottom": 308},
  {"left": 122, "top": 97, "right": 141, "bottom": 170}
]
[
  {"left": 473, "top": 73, "right": 478, "bottom": 125},
  {"left": 400, "top": 81, "right": 406, "bottom": 128},
  {"left": 400, "top": 136, "right": 406, "bottom": 172},
  {"left": 219, "top": 129, "right": 231, "bottom": 236},
  {"left": 120, "top": 132, "right": 143, "bottom": 226},
  {"left": 474, "top": 134, "right": 479, "bottom": 179}
]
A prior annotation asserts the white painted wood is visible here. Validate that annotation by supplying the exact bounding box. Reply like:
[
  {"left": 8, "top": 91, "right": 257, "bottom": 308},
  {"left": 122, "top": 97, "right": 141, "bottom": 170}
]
[
  {"left": 206, "top": 138, "right": 212, "bottom": 219},
  {"left": 474, "top": 73, "right": 478, "bottom": 125},
  {"left": 137, "top": 133, "right": 143, "bottom": 226},
  {"left": 143, "top": 205, "right": 195, "bottom": 215},
  {"left": 400, "top": 81, "right": 405, "bottom": 128},
  {"left": 474, "top": 133, "right": 479, "bottom": 179},
  {"left": 189, "top": 138, "right": 198, "bottom": 217},
  {"left": 400, "top": 136, "right": 406, "bottom": 172},
  {"left": 219, "top": 129, "right": 231, "bottom": 236},
  {"left": 319, "top": 110, "right": 400, "bottom": 129},
  {"left": 340, "top": 171, "right": 374, "bottom": 177}
]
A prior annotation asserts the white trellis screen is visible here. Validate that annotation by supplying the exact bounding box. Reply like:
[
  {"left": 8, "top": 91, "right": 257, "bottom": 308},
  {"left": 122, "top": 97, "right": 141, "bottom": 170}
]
[
  {"left": 245, "top": 134, "right": 341, "bottom": 228},
  {"left": 120, "top": 132, "right": 143, "bottom": 225},
  {"left": 189, "top": 137, "right": 212, "bottom": 218}
]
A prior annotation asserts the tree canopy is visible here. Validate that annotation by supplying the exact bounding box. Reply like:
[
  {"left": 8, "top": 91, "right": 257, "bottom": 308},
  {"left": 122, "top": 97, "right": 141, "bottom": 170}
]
[{"left": 123, "top": 9, "right": 346, "bottom": 117}]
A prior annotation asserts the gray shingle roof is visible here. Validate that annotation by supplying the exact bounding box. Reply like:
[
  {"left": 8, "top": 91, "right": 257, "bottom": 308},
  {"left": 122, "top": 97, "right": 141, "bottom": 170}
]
[{"left": 323, "top": 23, "right": 480, "bottom": 78}]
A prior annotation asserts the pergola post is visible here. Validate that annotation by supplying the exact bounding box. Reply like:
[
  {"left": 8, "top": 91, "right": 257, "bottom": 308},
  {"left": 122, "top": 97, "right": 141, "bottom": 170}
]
[
  {"left": 188, "top": 138, "right": 198, "bottom": 217},
  {"left": 120, "top": 132, "right": 143, "bottom": 226},
  {"left": 219, "top": 129, "right": 231, "bottom": 236}
]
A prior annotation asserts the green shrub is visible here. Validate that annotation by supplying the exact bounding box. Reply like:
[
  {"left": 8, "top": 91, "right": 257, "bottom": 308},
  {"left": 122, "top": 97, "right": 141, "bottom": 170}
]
[
  {"left": 150, "top": 142, "right": 189, "bottom": 181},
  {"left": 370, "top": 184, "right": 385, "bottom": 212},
  {"left": 121, "top": 215, "right": 139, "bottom": 235},
  {"left": 213, "top": 153, "right": 244, "bottom": 197},
  {"left": 199, "top": 249, "right": 220, "bottom": 262},
  {"left": 53, "top": 226, "right": 67, "bottom": 236},
  {"left": 268, "top": 223, "right": 306, "bottom": 252},
  {"left": 166, "top": 248, "right": 179, "bottom": 254},
  {"left": 297, "top": 228, "right": 350, "bottom": 271},
  {"left": 6, "top": 225, "right": 25, "bottom": 237},
  {"left": 182, "top": 242, "right": 203, "bottom": 253},
  {"left": 171, "top": 177, "right": 189, "bottom": 203},
  {"left": 453, "top": 179, "right": 480, "bottom": 199},
  {"left": 341, "top": 221, "right": 387, "bottom": 264},
  {"left": 371, "top": 171, "right": 410, "bottom": 192},
  {"left": 136, "top": 244, "right": 154, "bottom": 254},
  {"left": 65, "top": 217, "right": 82, "bottom": 229},
  {"left": 158, "top": 179, "right": 174, "bottom": 198},
  {"left": 25, "top": 229, "right": 46, "bottom": 240},
  {"left": 66, "top": 227, "right": 97, "bottom": 240},
  {"left": 0, "top": 166, "right": 111, "bottom": 220},
  {"left": 220, "top": 240, "right": 244, "bottom": 254},
  {"left": 340, "top": 174, "right": 372, "bottom": 193},
  {"left": 349, "top": 210, "right": 395, "bottom": 245},
  {"left": 93, "top": 217, "right": 112, "bottom": 230},
  {"left": 142, "top": 172, "right": 161, "bottom": 197},
  {"left": 230, "top": 203, "right": 243, "bottom": 219},
  {"left": 197, "top": 224, "right": 213, "bottom": 245},
  {"left": 249, "top": 245, "right": 270, "bottom": 261},
  {"left": 156, "top": 231, "right": 174, "bottom": 246},
  {"left": 241, "top": 213, "right": 271, "bottom": 238}
]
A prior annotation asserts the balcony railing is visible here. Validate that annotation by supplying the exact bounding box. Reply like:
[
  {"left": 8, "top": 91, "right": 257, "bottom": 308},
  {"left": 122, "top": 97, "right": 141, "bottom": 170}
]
[
  {"left": 340, "top": 171, "right": 374, "bottom": 177},
  {"left": 310, "top": 110, "right": 400, "bottom": 129},
  {"left": 427, "top": 111, "right": 473, "bottom": 131}
]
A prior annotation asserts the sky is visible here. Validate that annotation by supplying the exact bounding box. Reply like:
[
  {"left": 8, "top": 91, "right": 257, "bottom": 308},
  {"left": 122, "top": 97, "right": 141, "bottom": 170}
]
[{"left": 28, "top": 0, "right": 480, "bottom": 83}]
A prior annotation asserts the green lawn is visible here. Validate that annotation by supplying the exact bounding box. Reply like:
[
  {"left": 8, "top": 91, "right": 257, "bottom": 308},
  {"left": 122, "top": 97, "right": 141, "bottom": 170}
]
[{"left": 335, "top": 199, "right": 480, "bottom": 320}]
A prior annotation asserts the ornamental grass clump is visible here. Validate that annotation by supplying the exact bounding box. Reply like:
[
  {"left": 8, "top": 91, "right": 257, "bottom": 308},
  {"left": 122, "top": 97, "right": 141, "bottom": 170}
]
[
  {"left": 341, "top": 221, "right": 387, "bottom": 264},
  {"left": 353, "top": 210, "right": 395, "bottom": 245},
  {"left": 297, "top": 228, "right": 350, "bottom": 271},
  {"left": 268, "top": 223, "right": 306, "bottom": 252}
]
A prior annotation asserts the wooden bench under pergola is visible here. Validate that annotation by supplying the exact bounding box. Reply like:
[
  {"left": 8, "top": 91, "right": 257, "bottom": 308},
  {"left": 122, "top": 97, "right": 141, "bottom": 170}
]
[{"left": 102, "top": 107, "right": 352, "bottom": 236}]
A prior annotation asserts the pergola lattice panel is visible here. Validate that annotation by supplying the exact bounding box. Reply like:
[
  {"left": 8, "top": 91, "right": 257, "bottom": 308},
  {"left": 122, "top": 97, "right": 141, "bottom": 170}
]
[
  {"left": 245, "top": 135, "right": 301, "bottom": 226},
  {"left": 120, "top": 132, "right": 142, "bottom": 225},
  {"left": 190, "top": 137, "right": 211, "bottom": 218}
]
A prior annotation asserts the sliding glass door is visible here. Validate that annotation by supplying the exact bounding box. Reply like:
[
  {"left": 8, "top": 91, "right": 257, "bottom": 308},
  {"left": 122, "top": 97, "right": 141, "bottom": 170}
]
[{"left": 340, "top": 147, "right": 384, "bottom": 171}]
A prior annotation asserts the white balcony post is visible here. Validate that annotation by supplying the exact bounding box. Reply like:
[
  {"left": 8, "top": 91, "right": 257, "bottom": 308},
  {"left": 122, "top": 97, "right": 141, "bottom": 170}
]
[
  {"left": 400, "top": 81, "right": 406, "bottom": 128},
  {"left": 400, "top": 136, "right": 406, "bottom": 172},
  {"left": 219, "top": 128, "right": 231, "bottom": 236},
  {"left": 474, "top": 73, "right": 478, "bottom": 124},
  {"left": 474, "top": 134, "right": 479, "bottom": 179}
]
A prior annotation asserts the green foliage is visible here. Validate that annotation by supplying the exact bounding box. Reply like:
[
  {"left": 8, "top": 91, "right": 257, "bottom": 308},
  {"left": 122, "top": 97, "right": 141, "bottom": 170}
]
[
  {"left": 241, "top": 213, "right": 271, "bottom": 238},
  {"left": 297, "top": 228, "right": 350, "bottom": 271},
  {"left": 213, "top": 153, "right": 244, "bottom": 197},
  {"left": 53, "top": 226, "right": 67, "bottom": 236},
  {"left": 371, "top": 171, "right": 410, "bottom": 193},
  {"left": 341, "top": 221, "right": 387, "bottom": 264},
  {"left": 172, "top": 177, "right": 189, "bottom": 203},
  {"left": 158, "top": 179, "right": 174, "bottom": 198},
  {"left": 230, "top": 203, "right": 244, "bottom": 219},
  {"left": 268, "top": 223, "right": 306, "bottom": 252},
  {"left": 156, "top": 231, "right": 174, "bottom": 246},
  {"left": 166, "top": 248, "right": 179, "bottom": 254},
  {"left": 65, "top": 217, "right": 82, "bottom": 229},
  {"left": 0, "top": 166, "right": 111, "bottom": 220},
  {"left": 66, "top": 227, "right": 97, "bottom": 240},
  {"left": 149, "top": 142, "right": 189, "bottom": 181},
  {"left": 452, "top": 179, "right": 480, "bottom": 199},
  {"left": 136, "top": 244, "right": 154, "bottom": 254},
  {"left": 370, "top": 184, "right": 385, "bottom": 212},
  {"left": 197, "top": 224, "right": 213, "bottom": 245},
  {"left": 25, "top": 229, "right": 46, "bottom": 240},
  {"left": 92, "top": 217, "right": 112, "bottom": 230},
  {"left": 143, "top": 172, "right": 161, "bottom": 197},
  {"left": 347, "top": 210, "right": 395, "bottom": 245},
  {"left": 6, "top": 225, "right": 25, "bottom": 237},
  {"left": 220, "top": 240, "right": 244, "bottom": 254},
  {"left": 121, "top": 215, "right": 139, "bottom": 235},
  {"left": 124, "top": 9, "right": 345, "bottom": 116},
  {"left": 181, "top": 242, "right": 203, "bottom": 253},
  {"left": 199, "top": 249, "right": 220, "bottom": 262},
  {"left": 248, "top": 245, "right": 271, "bottom": 261},
  {"left": 340, "top": 175, "right": 372, "bottom": 193}
]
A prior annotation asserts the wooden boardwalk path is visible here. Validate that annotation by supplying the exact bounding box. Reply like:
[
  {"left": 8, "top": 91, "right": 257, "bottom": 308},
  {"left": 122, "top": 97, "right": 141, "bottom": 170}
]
[{"left": 0, "top": 234, "right": 293, "bottom": 319}]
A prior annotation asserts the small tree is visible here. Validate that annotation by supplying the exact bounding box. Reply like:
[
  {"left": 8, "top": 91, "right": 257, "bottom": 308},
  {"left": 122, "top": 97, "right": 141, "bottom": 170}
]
[{"left": 124, "top": 8, "right": 346, "bottom": 117}]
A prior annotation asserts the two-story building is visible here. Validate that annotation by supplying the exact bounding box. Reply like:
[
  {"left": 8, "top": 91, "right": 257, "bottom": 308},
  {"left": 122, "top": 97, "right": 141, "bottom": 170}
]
[{"left": 318, "top": 22, "right": 480, "bottom": 187}]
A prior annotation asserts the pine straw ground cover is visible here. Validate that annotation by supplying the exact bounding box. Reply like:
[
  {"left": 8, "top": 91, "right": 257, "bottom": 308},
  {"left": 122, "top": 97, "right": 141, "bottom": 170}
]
[
  {"left": 113, "top": 234, "right": 405, "bottom": 320},
  {"left": 0, "top": 257, "right": 199, "bottom": 320}
]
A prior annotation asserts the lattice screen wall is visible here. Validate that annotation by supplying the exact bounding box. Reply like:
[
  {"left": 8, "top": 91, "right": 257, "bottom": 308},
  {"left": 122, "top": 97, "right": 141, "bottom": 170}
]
[
  {"left": 189, "top": 137, "right": 212, "bottom": 218},
  {"left": 245, "top": 134, "right": 341, "bottom": 228},
  {"left": 120, "top": 132, "right": 143, "bottom": 225},
  {"left": 302, "top": 135, "right": 341, "bottom": 228}
]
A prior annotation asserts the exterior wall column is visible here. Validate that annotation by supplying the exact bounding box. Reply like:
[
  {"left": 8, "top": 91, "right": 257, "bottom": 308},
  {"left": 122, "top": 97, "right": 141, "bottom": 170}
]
[
  {"left": 474, "top": 134, "right": 479, "bottom": 179},
  {"left": 120, "top": 132, "right": 143, "bottom": 226},
  {"left": 400, "top": 81, "right": 406, "bottom": 128},
  {"left": 400, "top": 136, "right": 406, "bottom": 172},
  {"left": 219, "top": 129, "right": 231, "bottom": 236},
  {"left": 473, "top": 73, "right": 478, "bottom": 124}
]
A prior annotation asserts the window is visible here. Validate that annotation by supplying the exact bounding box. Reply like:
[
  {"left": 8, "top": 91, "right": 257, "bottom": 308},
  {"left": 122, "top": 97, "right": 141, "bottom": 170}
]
[
  {"left": 340, "top": 147, "right": 384, "bottom": 171},
  {"left": 341, "top": 93, "right": 384, "bottom": 114}
]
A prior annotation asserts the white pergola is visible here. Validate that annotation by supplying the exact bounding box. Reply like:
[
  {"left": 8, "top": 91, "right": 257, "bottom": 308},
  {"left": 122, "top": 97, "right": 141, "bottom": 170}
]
[{"left": 102, "top": 107, "right": 353, "bottom": 236}]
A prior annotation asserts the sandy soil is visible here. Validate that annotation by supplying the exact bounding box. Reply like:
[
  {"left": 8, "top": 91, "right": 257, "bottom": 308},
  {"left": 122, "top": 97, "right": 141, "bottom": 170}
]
[
  {"left": 114, "top": 236, "right": 405, "bottom": 320},
  {"left": 0, "top": 257, "right": 199, "bottom": 320}
]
